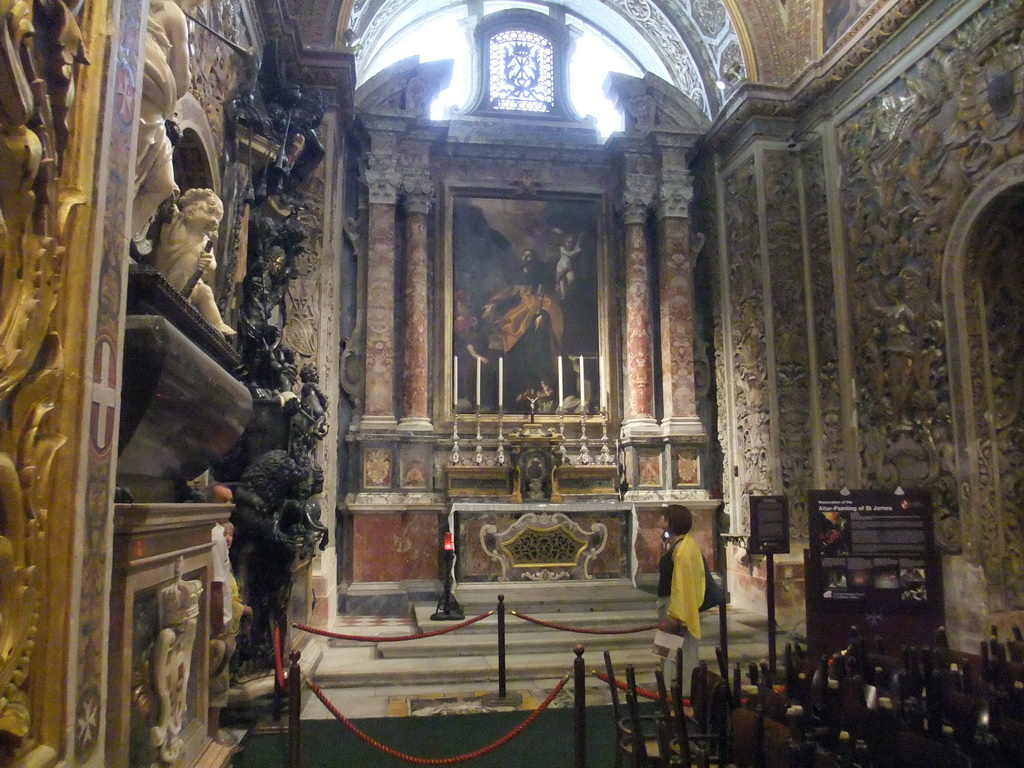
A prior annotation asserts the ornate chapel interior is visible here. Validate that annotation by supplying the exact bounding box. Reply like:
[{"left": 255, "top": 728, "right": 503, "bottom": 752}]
[{"left": 1, "top": 0, "right": 1023, "bottom": 765}]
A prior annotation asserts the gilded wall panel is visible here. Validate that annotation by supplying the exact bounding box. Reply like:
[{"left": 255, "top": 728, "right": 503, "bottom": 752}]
[
  {"left": 764, "top": 150, "right": 811, "bottom": 542},
  {"left": 0, "top": 0, "right": 111, "bottom": 760},
  {"left": 835, "top": 0, "right": 1024, "bottom": 556},
  {"left": 801, "top": 139, "right": 843, "bottom": 489},
  {"left": 963, "top": 282, "right": 1000, "bottom": 583},
  {"left": 964, "top": 215, "right": 1024, "bottom": 608},
  {"left": 723, "top": 157, "right": 772, "bottom": 529}
]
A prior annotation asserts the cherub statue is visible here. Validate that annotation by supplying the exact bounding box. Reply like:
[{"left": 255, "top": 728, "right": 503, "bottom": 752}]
[
  {"left": 153, "top": 188, "right": 235, "bottom": 336},
  {"left": 134, "top": 0, "right": 203, "bottom": 236}
]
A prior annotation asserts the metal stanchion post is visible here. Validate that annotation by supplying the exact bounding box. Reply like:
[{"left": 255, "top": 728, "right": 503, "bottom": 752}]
[
  {"left": 498, "top": 594, "right": 506, "bottom": 698},
  {"left": 431, "top": 532, "right": 464, "bottom": 621},
  {"left": 574, "top": 645, "right": 587, "bottom": 768},
  {"left": 272, "top": 622, "right": 284, "bottom": 722},
  {"left": 288, "top": 649, "right": 301, "bottom": 768}
]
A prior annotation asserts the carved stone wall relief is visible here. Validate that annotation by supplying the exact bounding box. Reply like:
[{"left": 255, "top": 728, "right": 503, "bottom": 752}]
[
  {"left": 146, "top": 562, "right": 202, "bottom": 766},
  {"left": 187, "top": 0, "right": 253, "bottom": 156},
  {"left": 964, "top": 202, "right": 1024, "bottom": 610},
  {"left": 835, "top": 0, "right": 1024, "bottom": 555},
  {"left": 764, "top": 149, "right": 811, "bottom": 542},
  {"left": 723, "top": 157, "right": 772, "bottom": 530},
  {"left": 285, "top": 163, "right": 327, "bottom": 363},
  {"left": 801, "top": 139, "right": 843, "bottom": 489}
]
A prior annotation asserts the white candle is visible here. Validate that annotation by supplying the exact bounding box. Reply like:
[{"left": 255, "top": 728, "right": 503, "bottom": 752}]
[
  {"left": 557, "top": 355, "right": 564, "bottom": 407},
  {"left": 498, "top": 357, "right": 504, "bottom": 409},
  {"left": 476, "top": 355, "right": 482, "bottom": 407},
  {"left": 579, "top": 355, "right": 585, "bottom": 408},
  {"left": 453, "top": 355, "right": 458, "bottom": 406},
  {"left": 599, "top": 355, "right": 607, "bottom": 410}
]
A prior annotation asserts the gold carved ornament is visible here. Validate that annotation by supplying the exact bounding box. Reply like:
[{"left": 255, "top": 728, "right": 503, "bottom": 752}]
[
  {"left": 500, "top": 525, "right": 590, "bottom": 568},
  {"left": 1, "top": 0, "right": 85, "bottom": 747}
]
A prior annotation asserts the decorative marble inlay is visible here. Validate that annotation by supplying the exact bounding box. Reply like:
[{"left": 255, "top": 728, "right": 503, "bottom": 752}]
[
  {"left": 658, "top": 215, "right": 697, "bottom": 420},
  {"left": 637, "top": 450, "right": 663, "bottom": 488},
  {"left": 480, "top": 512, "right": 608, "bottom": 579},
  {"left": 400, "top": 445, "right": 431, "bottom": 489},
  {"left": 351, "top": 512, "right": 440, "bottom": 581},
  {"left": 364, "top": 448, "right": 393, "bottom": 488},
  {"left": 624, "top": 221, "right": 655, "bottom": 421},
  {"left": 673, "top": 449, "right": 701, "bottom": 487},
  {"left": 401, "top": 207, "right": 430, "bottom": 421},
  {"left": 364, "top": 199, "right": 397, "bottom": 418}
]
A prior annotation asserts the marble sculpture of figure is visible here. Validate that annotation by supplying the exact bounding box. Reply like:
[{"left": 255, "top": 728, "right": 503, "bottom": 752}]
[
  {"left": 153, "top": 188, "right": 235, "bottom": 335},
  {"left": 134, "top": 0, "right": 202, "bottom": 236}
]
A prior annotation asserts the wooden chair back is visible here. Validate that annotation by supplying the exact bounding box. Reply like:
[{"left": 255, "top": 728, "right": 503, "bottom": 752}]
[
  {"left": 893, "top": 729, "right": 971, "bottom": 768},
  {"left": 624, "top": 664, "right": 660, "bottom": 768},
  {"left": 760, "top": 715, "right": 791, "bottom": 768},
  {"left": 728, "top": 707, "right": 761, "bottom": 768},
  {"left": 604, "top": 650, "right": 624, "bottom": 723}
]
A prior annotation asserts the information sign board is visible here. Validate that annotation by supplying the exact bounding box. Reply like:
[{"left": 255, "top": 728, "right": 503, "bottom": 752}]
[
  {"left": 748, "top": 495, "right": 790, "bottom": 555},
  {"left": 805, "top": 489, "right": 944, "bottom": 656}
]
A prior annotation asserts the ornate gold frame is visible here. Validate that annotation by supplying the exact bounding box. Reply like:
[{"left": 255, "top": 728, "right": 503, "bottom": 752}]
[{"left": 438, "top": 185, "right": 613, "bottom": 425}]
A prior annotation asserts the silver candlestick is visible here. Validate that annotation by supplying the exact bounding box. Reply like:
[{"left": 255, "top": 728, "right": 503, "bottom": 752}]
[
  {"left": 557, "top": 407, "right": 570, "bottom": 464},
  {"left": 450, "top": 413, "right": 462, "bottom": 465},
  {"left": 598, "top": 409, "right": 614, "bottom": 464},
  {"left": 577, "top": 409, "right": 593, "bottom": 466},
  {"left": 496, "top": 410, "right": 506, "bottom": 466},
  {"left": 474, "top": 409, "right": 485, "bottom": 465}
]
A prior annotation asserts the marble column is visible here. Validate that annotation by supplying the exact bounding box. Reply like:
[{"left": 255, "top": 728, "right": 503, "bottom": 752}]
[
  {"left": 399, "top": 173, "right": 433, "bottom": 430},
  {"left": 657, "top": 170, "right": 702, "bottom": 435},
  {"left": 362, "top": 150, "right": 402, "bottom": 430},
  {"left": 621, "top": 174, "right": 659, "bottom": 434}
]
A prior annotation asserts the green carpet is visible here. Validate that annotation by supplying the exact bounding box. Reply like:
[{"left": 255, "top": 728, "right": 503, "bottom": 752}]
[{"left": 233, "top": 706, "right": 623, "bottom": 767}]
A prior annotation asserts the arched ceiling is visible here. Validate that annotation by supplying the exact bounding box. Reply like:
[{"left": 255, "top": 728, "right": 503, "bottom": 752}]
[
  {"left": 258, "top": 0, "right": 859, "bottom": 116},
  {"left": 344, "top": 0, "right": 750, "bottom": 116}
]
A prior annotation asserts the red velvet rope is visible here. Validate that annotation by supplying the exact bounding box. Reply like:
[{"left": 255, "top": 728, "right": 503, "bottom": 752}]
[
  {"left": 273, "top": 625, "right": 285, "bottom": 690},
  {"left": 590, "top": 668, "right": 666, "bottom": 702},
  {"left": 590, "top": 669, "right": 749, "bottom": 708},
  {"left": 292, "top": 611, "right": 493, "bottom": 642},
  {"left": 303, "top": 672, "right": 570, "bottom": 765},
  {"left": 510, "top": 611, "right": 658, "bottom": 635}
]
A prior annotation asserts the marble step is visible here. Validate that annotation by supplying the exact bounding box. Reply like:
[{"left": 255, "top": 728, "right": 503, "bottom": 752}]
[
  {"left": 309, "top": 636, "right": 779, "bottom": 690},
  {"left": 376, "top": 624, "right": 656, "bottom": 659},
  {"left": 311, "top": 646, "right": 662, "bottom": 688},
  {"left": 408, "top": 604, "right": 660, "bottom": 637},
  {"left": 449, "top": 581, "right": 658, "bottom": 616}
]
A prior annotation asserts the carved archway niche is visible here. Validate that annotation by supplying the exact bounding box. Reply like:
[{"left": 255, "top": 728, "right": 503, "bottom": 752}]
[
  {"left": 171, "top": 128, "right": 215, "bottom": 192},
  {"left": 944, "top": 155, "right": 1024, "bottom": 612},
  {"left": 173, "top": 94, "right": 220, "bottom": 194}
]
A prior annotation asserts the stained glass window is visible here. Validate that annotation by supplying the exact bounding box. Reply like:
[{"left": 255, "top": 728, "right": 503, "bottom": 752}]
[{"left": 488, "top": 29, "right": 554, "bottom": 113}]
